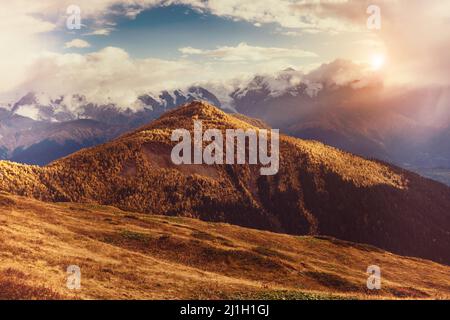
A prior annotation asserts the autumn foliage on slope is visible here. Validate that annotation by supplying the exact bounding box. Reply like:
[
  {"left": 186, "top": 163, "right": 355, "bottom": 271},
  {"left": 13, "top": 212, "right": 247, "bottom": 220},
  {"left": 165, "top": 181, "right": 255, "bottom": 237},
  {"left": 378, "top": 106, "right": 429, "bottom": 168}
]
[{"left": 0, "top": 101, "right": 449, "bottom": 264}]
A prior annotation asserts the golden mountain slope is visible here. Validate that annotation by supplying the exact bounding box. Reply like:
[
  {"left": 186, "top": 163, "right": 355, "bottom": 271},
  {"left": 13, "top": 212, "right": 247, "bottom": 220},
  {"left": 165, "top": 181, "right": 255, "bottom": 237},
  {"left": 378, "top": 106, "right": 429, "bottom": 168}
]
[
  {"left": 0, "top": 101, "right": 449, "bottom": 264},
  {"left": 0, "top": 193, "right": 449, "bottom": 300}
]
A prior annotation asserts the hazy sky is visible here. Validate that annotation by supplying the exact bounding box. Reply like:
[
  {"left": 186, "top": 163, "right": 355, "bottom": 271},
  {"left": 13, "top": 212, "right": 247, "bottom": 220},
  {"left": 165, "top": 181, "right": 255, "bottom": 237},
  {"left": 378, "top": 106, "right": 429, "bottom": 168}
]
[{"left": 1, "top": 0, "right": 449, "bottom": 105}]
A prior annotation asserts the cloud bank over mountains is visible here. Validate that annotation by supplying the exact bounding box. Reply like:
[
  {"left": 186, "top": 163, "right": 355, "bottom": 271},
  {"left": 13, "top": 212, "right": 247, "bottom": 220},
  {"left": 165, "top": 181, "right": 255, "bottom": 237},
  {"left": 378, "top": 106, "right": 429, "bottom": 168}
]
[{"left": 8, "top": 50, "right": 380, "bottom": 111}]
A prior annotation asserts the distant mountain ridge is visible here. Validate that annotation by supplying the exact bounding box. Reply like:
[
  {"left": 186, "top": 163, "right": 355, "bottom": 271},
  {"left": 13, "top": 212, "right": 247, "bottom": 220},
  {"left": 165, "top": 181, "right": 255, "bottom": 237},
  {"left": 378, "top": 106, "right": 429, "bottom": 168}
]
[
  {"left": 0, "top": 87, "right": 221, "bottom": 165},
  {"left": 7, "top": 86, "right": 222, "bottom": 123},
  {"left": 230, "top": 67, "right": 450, "bottom": 185}
]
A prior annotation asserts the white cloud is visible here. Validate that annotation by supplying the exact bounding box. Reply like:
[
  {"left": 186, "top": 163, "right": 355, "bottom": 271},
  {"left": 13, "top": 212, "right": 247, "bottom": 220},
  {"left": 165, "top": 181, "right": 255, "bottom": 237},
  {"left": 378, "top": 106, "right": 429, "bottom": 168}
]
[
  {"left": 16, "top": 47, "right": 195, "bottom": 106},
  {"left": 176, "top": 0, "right": 357, "bottom": 31},
  {"left": 179, "top": 42, "right": 317, "bottom": 61},
  {"left": 0, "top": 1, "right": 56, "bottom": 94},
  {"left": 9, "top": 0, "right": 361, "bottom": 33},
  {"left": 64, "top": 39, "right": 91, "bottom": 48},
  {"left": 11, "top": 47, "right": 235, "bottom": 107},
  {"left": 13, "top": 44, "right": 378, "bottom": 110},
  {"left": 12, "top": 45, "right": 318, "bottom": 108},
  {"left": 304, "top": 59, "right": 380, "bottom": 88},
  {"left": 85, "top": 28, "right": 114, "bottom": 36},
  {"left": 179, "top": 47, "right": 204, "bottom": 55}
]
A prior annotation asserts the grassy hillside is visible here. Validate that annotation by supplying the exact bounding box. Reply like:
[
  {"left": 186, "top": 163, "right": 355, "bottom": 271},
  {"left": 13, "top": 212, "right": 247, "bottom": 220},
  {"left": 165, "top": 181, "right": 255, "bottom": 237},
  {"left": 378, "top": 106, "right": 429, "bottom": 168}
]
[
  {"left": 0, "top": 101, "right": 449, "bottom": 265},
  {"left": 0, "top": 193, "right": 448, "bottom": 300}
]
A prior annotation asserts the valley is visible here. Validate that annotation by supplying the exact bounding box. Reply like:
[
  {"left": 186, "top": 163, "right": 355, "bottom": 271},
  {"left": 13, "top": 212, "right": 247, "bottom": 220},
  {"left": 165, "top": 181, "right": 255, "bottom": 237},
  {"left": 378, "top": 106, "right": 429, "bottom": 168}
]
[{"left": 408, "top": 167, "right": 450, "bottom": 187}]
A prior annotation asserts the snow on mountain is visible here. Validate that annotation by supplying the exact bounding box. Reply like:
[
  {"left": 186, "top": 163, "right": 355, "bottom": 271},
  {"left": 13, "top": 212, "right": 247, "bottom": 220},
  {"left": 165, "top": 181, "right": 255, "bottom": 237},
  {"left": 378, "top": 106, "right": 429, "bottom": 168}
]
[
  {"left": 231, "top": 68, "right": 324, "bottom": 103},
  {"left": 138, "top": 86, "right": 222, "bottom": 111},
  {"left": 13, "top": 104, "right": 41, "bottom": 121},
  {"left": 8, "top": 86, "right": 223, "bottom": 124}
]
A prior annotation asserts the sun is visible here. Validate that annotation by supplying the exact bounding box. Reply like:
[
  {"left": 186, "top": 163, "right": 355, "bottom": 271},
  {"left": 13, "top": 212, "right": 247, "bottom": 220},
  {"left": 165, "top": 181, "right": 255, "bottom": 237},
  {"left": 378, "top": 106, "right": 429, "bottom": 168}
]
[{"left": 370, "top": 54, "right": 385, "bottom": 70}]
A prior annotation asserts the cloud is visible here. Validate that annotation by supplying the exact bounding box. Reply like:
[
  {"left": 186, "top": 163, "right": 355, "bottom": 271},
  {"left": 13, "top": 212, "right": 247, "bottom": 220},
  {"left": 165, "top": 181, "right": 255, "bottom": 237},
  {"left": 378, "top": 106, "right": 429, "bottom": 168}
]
[
  {"left": 64, "top": 39, "right": 91, "bottom": 48},
  {"left": 2, "top": 1, "right": 329, "bottom": 97},
  {"left": 0, "top": 1, "right": 56, "bottom": 94},
  {"left": 179, "top": 42, "right": 317, "bottom": 61},
  {"left": 85, "top": 28, "right": 115, "bottom": 36},
  {"left": 11, "top": 47, "right": 252, "bottom": 108},
  {"left": 289, "top": 0, "right": 450, "bottom": 86},
  {"left": 233, "top": 59, "right": 381, "bottom": 101},
  {"left": 179, "top": 47, "right": 204, "bottom": 55},
  {"left": 14, "top": 47, "right": 198, "bottom": 107},
  {"left": 12, "top": 0, "right": 362, "bottom": 33},
  {"left": 175, "top": 0, "right": 359, "bottom": 32},
  {"left": 304, "top": 59, "right": 381, "bottom": 88},
  {"left": 11, "top": 44, "right": 320, "bottom": 109},
  {"left": 13, "top": 43, "right": 376, "bottom": 109}
]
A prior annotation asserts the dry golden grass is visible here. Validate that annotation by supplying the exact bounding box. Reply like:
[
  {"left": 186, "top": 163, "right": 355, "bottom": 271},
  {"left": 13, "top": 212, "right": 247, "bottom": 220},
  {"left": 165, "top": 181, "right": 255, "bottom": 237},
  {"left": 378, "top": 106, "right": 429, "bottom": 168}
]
[{"left": 0, "top": 193, "right": 448, "bottom": 300}]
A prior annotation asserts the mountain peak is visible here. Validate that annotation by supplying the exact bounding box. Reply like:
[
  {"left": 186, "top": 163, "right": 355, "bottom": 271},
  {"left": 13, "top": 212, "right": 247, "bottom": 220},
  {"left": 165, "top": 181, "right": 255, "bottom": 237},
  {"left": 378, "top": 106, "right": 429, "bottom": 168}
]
[
  {"left": 167, "top": 100, "right": 225, "bottom": 118},
  {"left": 132, "top": 100, "right": 257, "bottom": 136}
]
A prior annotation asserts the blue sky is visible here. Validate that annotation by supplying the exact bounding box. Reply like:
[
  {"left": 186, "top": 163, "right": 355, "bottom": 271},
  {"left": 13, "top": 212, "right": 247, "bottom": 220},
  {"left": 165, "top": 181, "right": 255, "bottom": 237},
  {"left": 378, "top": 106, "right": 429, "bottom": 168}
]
[
  {"left": 56, "top": 5, "right": 315, "bottom": 60},
  {"left": 54, "top": 4, "right": 373, "bottom": 64}
]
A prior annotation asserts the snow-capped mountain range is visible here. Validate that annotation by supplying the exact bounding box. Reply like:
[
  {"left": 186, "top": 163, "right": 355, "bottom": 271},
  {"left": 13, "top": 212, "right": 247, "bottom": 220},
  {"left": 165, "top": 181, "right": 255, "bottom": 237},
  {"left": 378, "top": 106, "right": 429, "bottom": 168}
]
[
  {"left": 4, "top": 86, "right": 223, "bottom": 124},
  {"left": 1, "top": 67, "right": 330, "bottom": 124},
  {"left": 0, "top": 86, "right": 225, "bottom": 165}
]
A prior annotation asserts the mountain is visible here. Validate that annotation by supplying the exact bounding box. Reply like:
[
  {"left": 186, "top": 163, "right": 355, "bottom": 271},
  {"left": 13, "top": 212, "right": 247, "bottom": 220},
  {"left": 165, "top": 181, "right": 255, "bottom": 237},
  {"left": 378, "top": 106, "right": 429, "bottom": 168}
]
[
  {"left": 0, "top": 110, "right": 125, "bottom": 165},
  {"left": 231, "top": 67, "right": 450, "bottom": 185},
  {"left": 0, "top": 87, "right": 222, "bottom": 165},
  {"left": 0, "top": 101, "right": 449, "bottom": 265},
  {"left": 7, "top": 120, "right": 124, "bottom": 165},
  {"left": 1, "top": 192, "right": 448, "bottom": 299}
]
